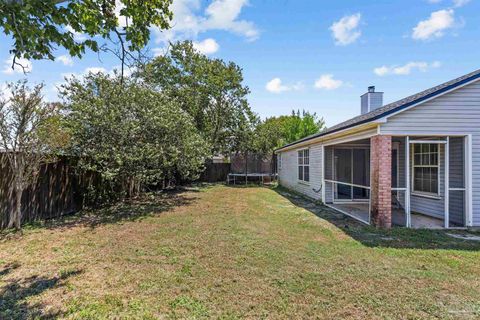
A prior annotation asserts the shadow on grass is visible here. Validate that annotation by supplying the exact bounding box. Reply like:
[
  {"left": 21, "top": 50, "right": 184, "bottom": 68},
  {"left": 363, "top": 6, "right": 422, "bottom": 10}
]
[
  {"left": 51, "top": 189, "right": 198, "bottom": 230},
  {"left": 273, "top": 186, "right": 480, "bottom": 251},
  {"left": 0, "top": 267, "right": 82, "bottom": 319},
  {"left": 0, "top": 262, "right": 20, "bottom": 277},
  {"left": 2, "top": 187, "right": 202, "bottom": 236}
]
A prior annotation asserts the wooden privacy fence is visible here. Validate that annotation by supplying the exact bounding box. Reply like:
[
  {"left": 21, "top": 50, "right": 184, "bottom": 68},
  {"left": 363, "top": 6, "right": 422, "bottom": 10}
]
[
  {"left": 199, "top": 162, "right": 231, "bottom": 182},
  {"left": 0, "top": 158, "right": 80, "bottom": 229},
  {"left": 0, "top": 157, "right": 234, "bottom": 228}
]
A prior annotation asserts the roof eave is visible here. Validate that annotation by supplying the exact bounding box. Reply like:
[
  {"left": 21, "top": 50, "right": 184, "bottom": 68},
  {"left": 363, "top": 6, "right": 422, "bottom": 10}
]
[{"left": 275, "top": 122, "right": 378, "bottom": 153}]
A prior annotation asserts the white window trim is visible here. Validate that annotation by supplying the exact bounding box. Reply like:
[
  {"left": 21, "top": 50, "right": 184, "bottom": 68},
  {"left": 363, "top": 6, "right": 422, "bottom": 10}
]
[
  {"left": 297, "top": 148, "right": 310, "bottom": 183},
  {"left": 411, "top": 143, "right": 441, "bottom": 197}
]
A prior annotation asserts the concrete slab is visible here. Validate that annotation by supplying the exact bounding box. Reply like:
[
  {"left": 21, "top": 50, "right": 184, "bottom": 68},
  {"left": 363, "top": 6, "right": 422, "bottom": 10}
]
[
  {"left": 446, "top": 233, "right": 480, "bottom": 241},
  {"left": 328, "top": 202, "right": 445, "bottom": 229}
]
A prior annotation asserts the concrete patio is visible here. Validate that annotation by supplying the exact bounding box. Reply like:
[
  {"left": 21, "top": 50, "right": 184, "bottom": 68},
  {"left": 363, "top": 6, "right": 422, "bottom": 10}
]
[{"left": 328, "top": 202, "right": 445, "bottom": 229}]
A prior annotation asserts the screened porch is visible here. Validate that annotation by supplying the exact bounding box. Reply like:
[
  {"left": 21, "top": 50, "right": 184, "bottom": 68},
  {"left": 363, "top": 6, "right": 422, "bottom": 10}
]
[{"left": 321, "top": 135, "right": 469, "bottom": 228}]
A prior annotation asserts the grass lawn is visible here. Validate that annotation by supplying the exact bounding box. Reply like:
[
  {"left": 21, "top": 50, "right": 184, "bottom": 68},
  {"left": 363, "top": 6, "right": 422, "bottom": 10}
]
[{"left": 1, "top": 184, "right": 480, "bottom": 319}]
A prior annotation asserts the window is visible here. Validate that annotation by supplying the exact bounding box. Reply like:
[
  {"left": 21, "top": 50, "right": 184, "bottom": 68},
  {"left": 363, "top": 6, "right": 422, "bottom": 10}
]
[
  {"left": 412, "top": 143, "right": 439, "bottom": 195},
  {"left": 277, "top": 153, "right": 282, "bottom": 170},
  {"left": 298, "top": 149, "right": 310, "bottom": 182}
]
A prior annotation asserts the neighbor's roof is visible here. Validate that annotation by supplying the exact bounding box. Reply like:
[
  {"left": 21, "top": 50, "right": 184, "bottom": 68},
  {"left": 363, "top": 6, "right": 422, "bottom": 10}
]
[{"left": 277, "top": 68, "right": 480, "bottom": 151}]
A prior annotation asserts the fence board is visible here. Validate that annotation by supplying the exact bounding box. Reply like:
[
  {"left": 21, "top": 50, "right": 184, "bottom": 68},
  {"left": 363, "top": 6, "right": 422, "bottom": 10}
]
[
  {"left": 0, "top": 157, "right": 80, "bottom": 228},
  {"left": 199, "top": 163, "right": 231, "bottom": 182}
]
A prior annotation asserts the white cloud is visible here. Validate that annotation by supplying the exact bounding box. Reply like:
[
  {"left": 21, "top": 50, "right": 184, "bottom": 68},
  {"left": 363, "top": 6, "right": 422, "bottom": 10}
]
[
  {"left": 412, "top": 9, "right": 455, "bottom": 40},
  {"left": 203, "top": 0, "right": 258, "bottom": 40},
  {"left": 427, "top": 0, "right": 470, "bottom": 7},
  {"left": 110, "top": 65, "right": 135, "bottom": 77},
  {"left": 61, "top": 67, "right": 108, "bottom": 82},
  {"left": 453, "top": 0, "right": 470, "bottom": 7},
  {"left": 329, "top": 13, "right": 361, "bottom": 46},
  {"left": 84, "top": 67, "right": 108, "bottom": 75},
  {"left": 62, "top": 65, "right": 137, "bottom": 83},
  {"left": 374, "top": 61, "right": 441, "bottom": 76},
  {"left": 266, "top": 78, "right": 288, "bottom": 93},
  {"left": 65, "top": 25, "right": 87, "bottom": 41},
  {"left": 265, "top": 78, "right": 303, "bottom": 94},
  {"left": 291, "top": 82, "right": 305, "bottom": 91},
  {"left": 2, "top": 55, "right": 32, "bottom": 74},
  {"left": 192, "top": 38, "right": 220, "bottom": 54},
  {"left": 373, "top": 66, "right": 390, "bottom": 77},
  {"left": 115, "top": 0, "right": 128, "bottom": 28},
  {"left": 153, "top": 0, "right": 259, "bottom": 45},
  {"left": 314, "top": 74, "right": 343, "bottom": 90},
  {"left": 56, "top": 55, "right": 74, "bottom": 66}
]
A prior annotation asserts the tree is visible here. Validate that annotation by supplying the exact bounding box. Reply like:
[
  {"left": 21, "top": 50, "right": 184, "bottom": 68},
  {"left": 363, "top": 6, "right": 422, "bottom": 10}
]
[
  {"left": 140, "top": 41, "right": 254, "bottom": 156},
  {"left": 0, "top": 0, "right": 173, "bottom": 76},
  {"left": 255, "top": 110, "right": 326, "bottom": 154},
  {"left": 62, "top": 73, "right": 208, "bottom": 204},
  {"left": 283, "top": 110, "right": 326, "bottom": 144},
  {"left": 0, "top": 81, "right": 68, "bottom": 230}
]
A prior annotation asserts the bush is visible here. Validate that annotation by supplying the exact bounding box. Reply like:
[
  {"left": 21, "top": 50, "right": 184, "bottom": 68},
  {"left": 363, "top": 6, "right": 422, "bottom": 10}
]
[{"left": 61, "top": 73, "right": 209, "bottom": 204}]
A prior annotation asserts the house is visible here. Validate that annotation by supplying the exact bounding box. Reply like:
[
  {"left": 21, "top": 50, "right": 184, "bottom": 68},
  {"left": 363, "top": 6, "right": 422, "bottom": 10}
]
[{"left": 275, "top": 69, "right": 480, "bottom": 229}]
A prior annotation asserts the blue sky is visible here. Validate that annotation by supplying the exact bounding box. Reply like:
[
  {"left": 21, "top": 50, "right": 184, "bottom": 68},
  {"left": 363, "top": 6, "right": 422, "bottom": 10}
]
[{"left": 1, "top": 0, "right": 479, "bottom": 127}]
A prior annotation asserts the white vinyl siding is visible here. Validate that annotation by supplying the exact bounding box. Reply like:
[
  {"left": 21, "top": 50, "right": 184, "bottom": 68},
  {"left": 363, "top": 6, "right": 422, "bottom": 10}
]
[
  {"left": 278, "top": 144, "right": 322, "bottom": 200},
  {"left": 277, "top": 128, "right": 379, "bottom": 203},
  {"left": 381, "top": 79, "right": 480, "bottom": 225}
]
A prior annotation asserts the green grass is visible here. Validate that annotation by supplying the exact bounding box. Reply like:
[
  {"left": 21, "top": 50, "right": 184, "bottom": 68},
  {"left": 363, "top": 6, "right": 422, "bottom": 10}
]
[{"left": 1, "top": 184, "right": 480, "bottom": 319}]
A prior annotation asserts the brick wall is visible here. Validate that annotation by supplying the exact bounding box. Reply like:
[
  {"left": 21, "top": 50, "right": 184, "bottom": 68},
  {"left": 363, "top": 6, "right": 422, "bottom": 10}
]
[{"left": 370, "top": 135, "right": 392, "bottom": 228}]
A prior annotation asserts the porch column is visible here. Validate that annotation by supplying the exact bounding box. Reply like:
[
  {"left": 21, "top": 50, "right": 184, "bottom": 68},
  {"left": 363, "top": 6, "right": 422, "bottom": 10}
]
[{"left": 370, "top": 135, "right": 392, "bottom": 228}]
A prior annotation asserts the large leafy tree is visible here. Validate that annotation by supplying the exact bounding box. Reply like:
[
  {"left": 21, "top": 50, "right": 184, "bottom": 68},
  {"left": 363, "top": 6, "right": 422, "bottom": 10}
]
[
  {"left": 0, "top": 81, "right": 68, "bottom": 230},
  {"left": 140, "top": 41, "right": 254, "bottom": 156},
  {"left": 0, "top": 0, "right": 172, "bottom": 75},
  {"left": 255, "top": 110, "right": 326, "bottom": 155},
  {"left": 62, "top": 73, "right": 208, "bottom": 203}
]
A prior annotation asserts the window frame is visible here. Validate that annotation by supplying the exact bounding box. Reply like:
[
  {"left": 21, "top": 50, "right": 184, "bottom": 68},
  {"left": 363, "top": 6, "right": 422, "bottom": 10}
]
[
  {"left": 298, "top": 148, "right": 310, "bottom": 183},
  {"left": 411, "top": 143, "right": 441, "bottom": 197},
  {"left": 277, "top": 153, "right": 282, "bottom": 170}
]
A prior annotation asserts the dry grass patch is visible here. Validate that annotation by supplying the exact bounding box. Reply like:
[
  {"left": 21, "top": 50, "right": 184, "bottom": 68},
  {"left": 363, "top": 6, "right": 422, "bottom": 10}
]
[{"left": 0, "top": 185, "right": 479, "bottom": 319}]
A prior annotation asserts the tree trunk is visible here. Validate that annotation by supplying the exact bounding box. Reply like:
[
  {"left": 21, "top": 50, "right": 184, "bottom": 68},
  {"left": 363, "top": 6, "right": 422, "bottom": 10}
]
[
  {"left": 14, "top": 183, "right": 22, "bottom": 230},
  {"left": 7, "top": 179, "right": 23, "bottom": 230},
  {"left": 6, "top": 196, "right": 15, "bottom": 229},
  {"left": 7, "top": 154, "right": 24, "bottom": 230},
  {"left": 128, "top": 176, "right": 134, "bottom": 198}
]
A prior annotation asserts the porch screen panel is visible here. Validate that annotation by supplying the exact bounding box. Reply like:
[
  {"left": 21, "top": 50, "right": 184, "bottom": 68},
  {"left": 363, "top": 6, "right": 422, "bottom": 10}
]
[
  {"left": 392, "top": 148, "right": 398, "bottom": 188},
  {"left": 449, "top": 137, "right": 464, "bottom": 189},
  {"left": 392, "top": 190, "right": 407, "bottom": 227},
  {"left": 449, "top": 190, "right": 465, "bottom": 227},
  {"left": 449, "top": 137, "right": 466, "bottom": 227},
  {"left": 324, "top": 147, "right": 334, "bottom": 203},
  {"left": 334, "top": 149, "right": 352, "bottom": 199},
  {"left": 352, "top": 149, "right": 370, "bottom": 199}
]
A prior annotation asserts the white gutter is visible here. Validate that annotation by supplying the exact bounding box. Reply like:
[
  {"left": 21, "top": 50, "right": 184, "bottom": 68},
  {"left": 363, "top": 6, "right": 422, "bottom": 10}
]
[{"left": 275, "top": 122, "right": 379, "bottom": 153}]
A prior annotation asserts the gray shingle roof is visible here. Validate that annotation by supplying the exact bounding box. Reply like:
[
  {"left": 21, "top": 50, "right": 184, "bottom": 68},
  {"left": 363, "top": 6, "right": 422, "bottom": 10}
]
[{"left": 278, "top": 68, "right": 480, "bottom": 150}]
